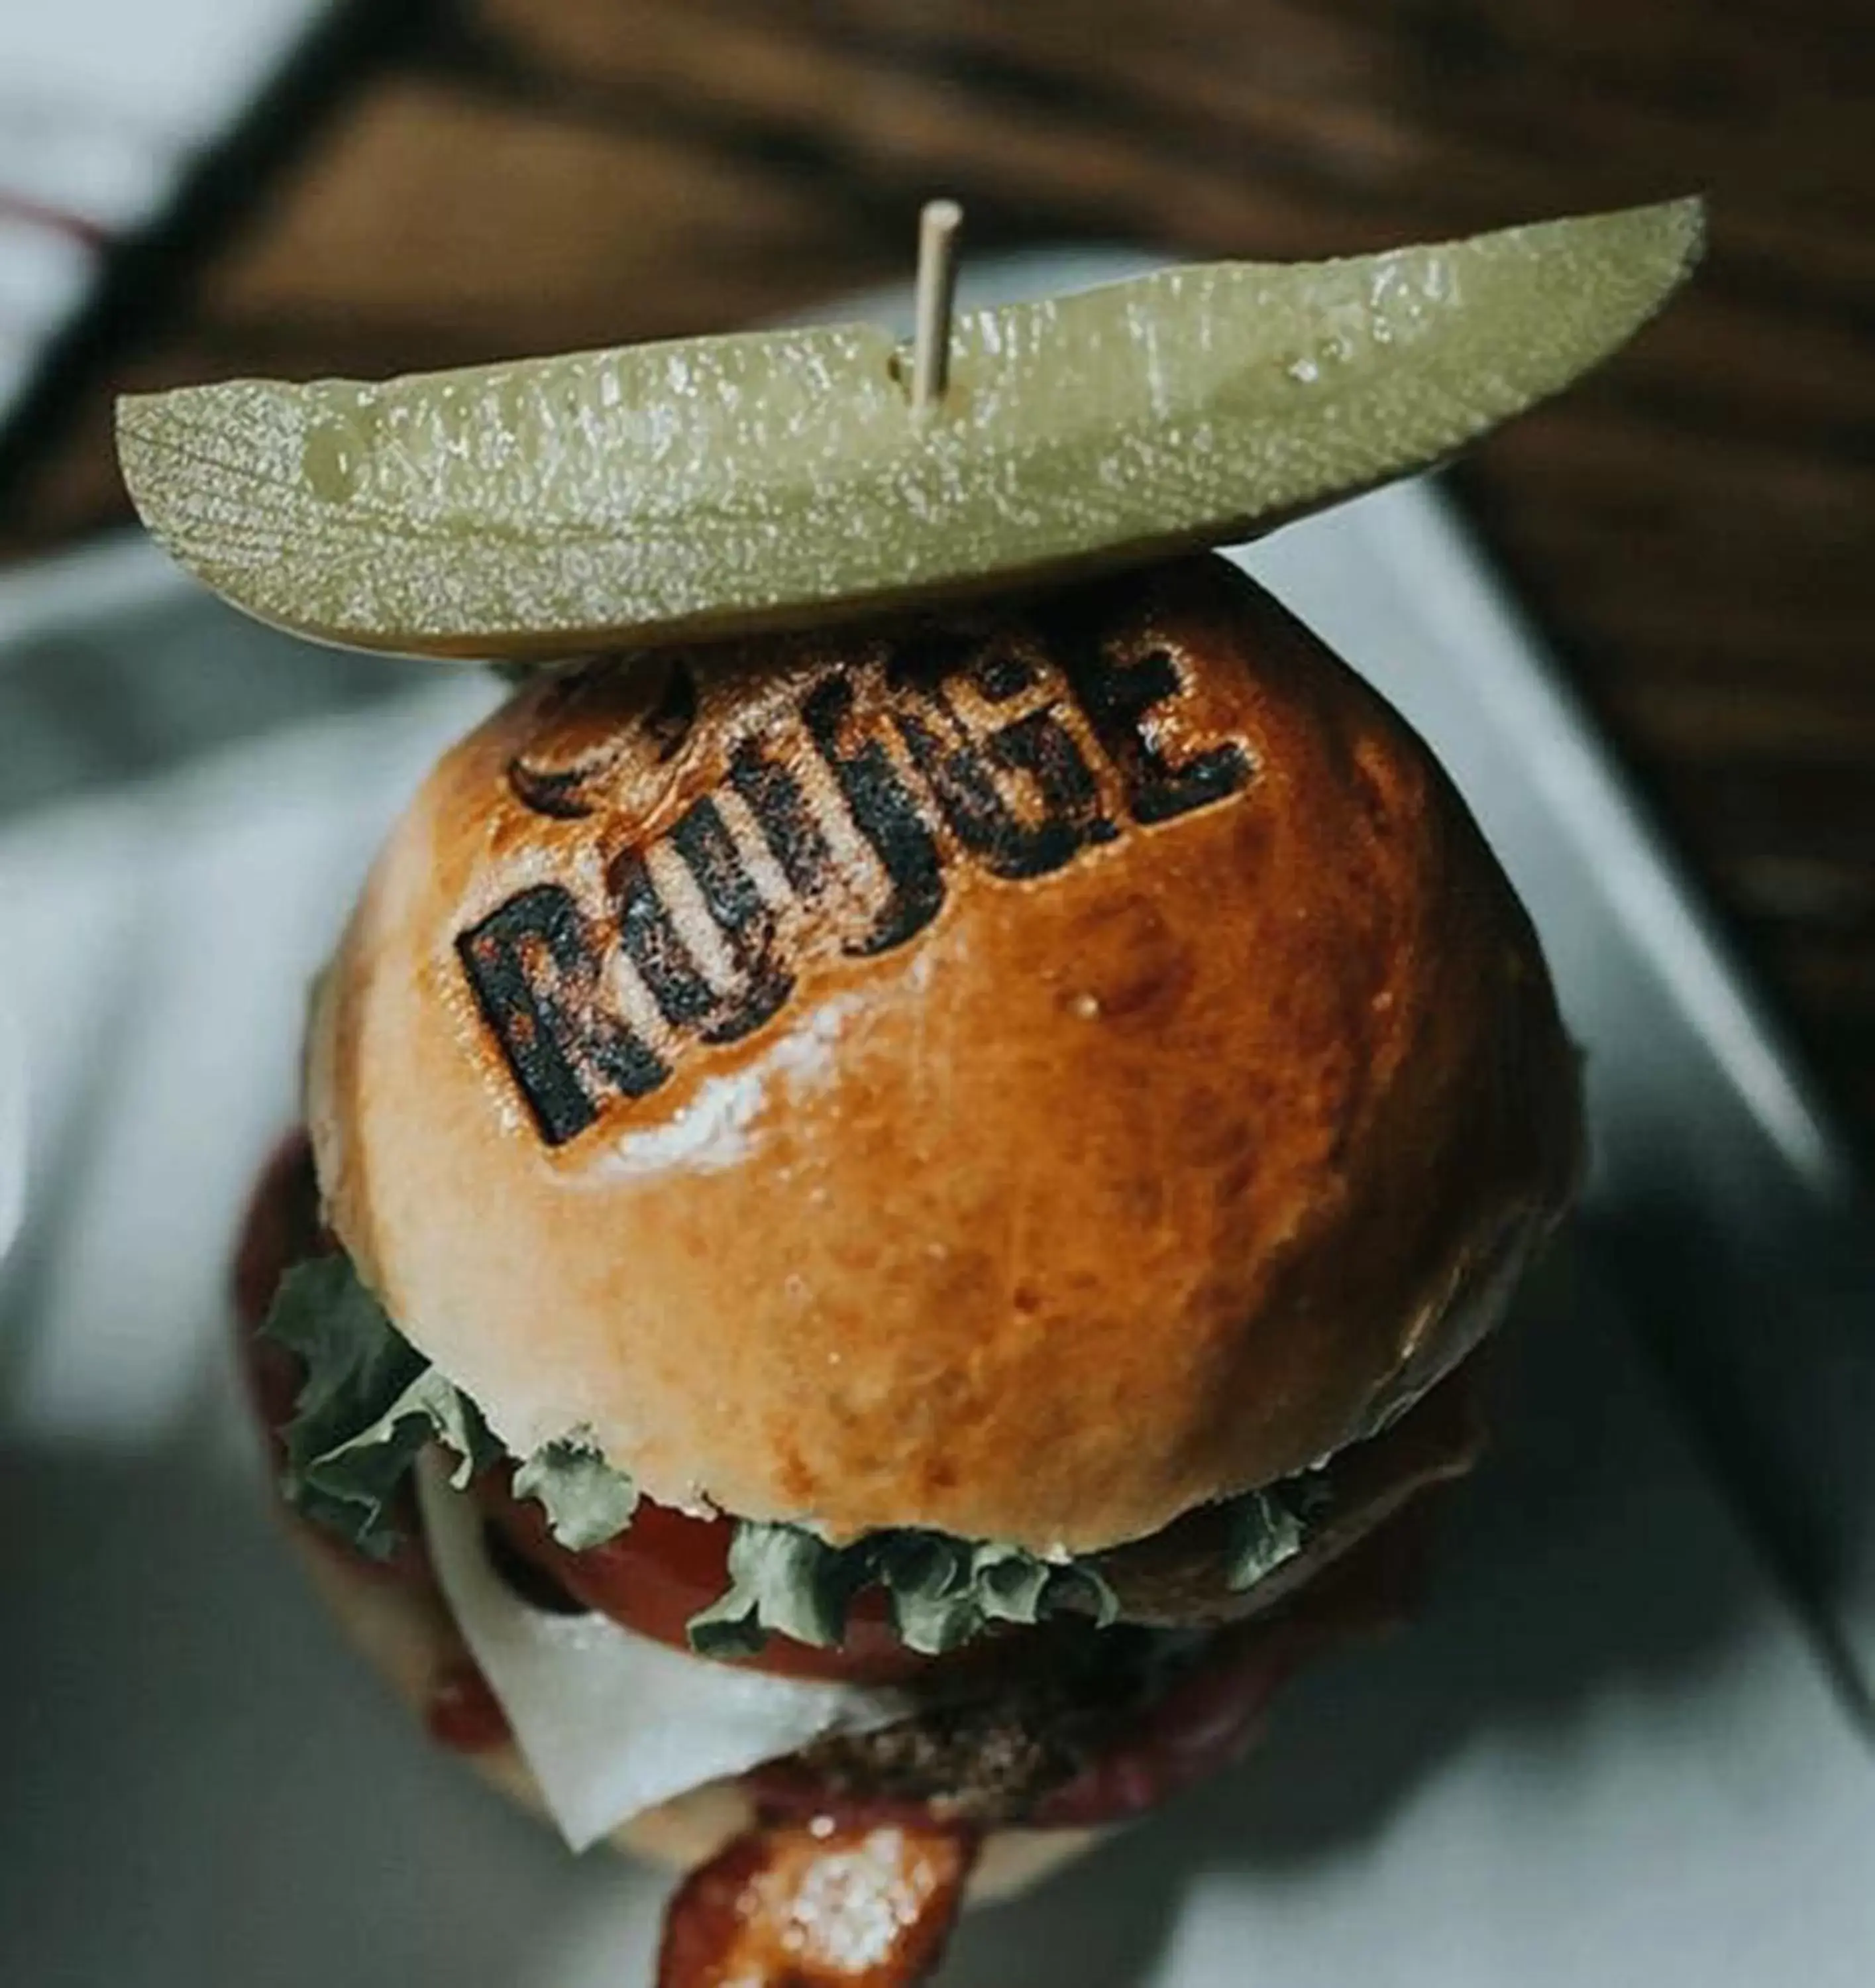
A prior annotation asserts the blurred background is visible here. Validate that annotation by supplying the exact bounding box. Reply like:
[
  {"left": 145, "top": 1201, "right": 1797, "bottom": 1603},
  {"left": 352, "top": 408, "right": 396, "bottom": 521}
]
[{"left": 1, "top": 0, "right": 1871, "bottom": 1150}]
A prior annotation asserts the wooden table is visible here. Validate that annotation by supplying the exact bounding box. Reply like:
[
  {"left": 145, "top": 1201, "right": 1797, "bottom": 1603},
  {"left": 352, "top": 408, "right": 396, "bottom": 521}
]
[{"left": 3, "top": 0, "right": 1871, "bottom": 1152}]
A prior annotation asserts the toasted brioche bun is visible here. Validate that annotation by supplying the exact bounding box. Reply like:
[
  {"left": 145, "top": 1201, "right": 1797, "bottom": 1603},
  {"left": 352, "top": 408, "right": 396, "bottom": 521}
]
[
  {"left": 286, "top": 1514, "right": 1104, "bottom": 1901},
  {"left": 309, "top": 554, "right": 1578, "bottom": 1553}
]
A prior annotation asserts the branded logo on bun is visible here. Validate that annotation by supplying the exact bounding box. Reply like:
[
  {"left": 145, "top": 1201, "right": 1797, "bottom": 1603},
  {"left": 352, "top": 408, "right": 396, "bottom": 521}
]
[{"left": 457, "top": 589, "right": 1254, "bottom": 1148}]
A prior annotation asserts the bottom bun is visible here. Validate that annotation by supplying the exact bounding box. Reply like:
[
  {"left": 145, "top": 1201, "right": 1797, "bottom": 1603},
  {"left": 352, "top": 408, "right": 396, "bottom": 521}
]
[{"left": 286, "top": 1510, "right": 1110, "bottom": 1903}]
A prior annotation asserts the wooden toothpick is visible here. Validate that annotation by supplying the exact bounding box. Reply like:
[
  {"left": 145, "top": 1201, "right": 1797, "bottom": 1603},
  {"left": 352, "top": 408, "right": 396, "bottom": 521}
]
[{"left": 911, "top": 198, "right": 963, "bottom": 415}]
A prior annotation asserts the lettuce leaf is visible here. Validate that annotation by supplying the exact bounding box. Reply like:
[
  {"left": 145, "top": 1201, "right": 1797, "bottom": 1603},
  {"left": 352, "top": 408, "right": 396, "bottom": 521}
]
[
  {"left": 687, "top": 1523, "right": 865, "bottom": 1659},
  {"left": 684, "top": 1526, "right": 1121, "bottom": 1659},
  {"left": 513, "top": 1436, "right": 639, "bottom": 1551},
  {"left": 264, "top": 1249, "right": 1326, "bottom": 1655},
  {"left": 263, "top": 1256, "right": 498, "bottom": 1558},
  {"left": 1220, "top": 1482, "right": 1324, "bottom": 1592},
  {"left": 873, "top": 1535, "right": 1119, "bottom": 1656}
]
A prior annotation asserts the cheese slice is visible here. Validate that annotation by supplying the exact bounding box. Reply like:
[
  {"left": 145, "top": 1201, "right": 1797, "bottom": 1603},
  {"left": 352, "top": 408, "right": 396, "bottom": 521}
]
[{"left": 417, "top": 1455, "right": 915, "bottom": 1851}]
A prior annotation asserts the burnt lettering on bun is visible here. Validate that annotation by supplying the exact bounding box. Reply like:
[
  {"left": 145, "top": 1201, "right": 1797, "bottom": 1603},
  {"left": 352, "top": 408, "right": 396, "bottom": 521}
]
[
  {"left": 455, "top": 885, "right": 669, "bottom": 1147},
  {"left": 461, "top": 594, "right": 1255, "bottom": 1150},
  {"left": 879, "top": 631, "right": 1119, "bottom": 881}
]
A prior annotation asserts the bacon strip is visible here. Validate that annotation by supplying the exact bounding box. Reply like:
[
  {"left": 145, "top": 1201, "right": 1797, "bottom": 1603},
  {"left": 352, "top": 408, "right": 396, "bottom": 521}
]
[{"left": 657, "top": 1821, "right": 979, "bottom": 1988}]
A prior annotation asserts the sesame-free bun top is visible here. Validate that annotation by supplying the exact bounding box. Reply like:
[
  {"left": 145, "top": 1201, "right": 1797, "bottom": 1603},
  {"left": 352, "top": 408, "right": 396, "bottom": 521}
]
[{"left": 307, "top": 554, "right": 1580, "bottom": 1554}]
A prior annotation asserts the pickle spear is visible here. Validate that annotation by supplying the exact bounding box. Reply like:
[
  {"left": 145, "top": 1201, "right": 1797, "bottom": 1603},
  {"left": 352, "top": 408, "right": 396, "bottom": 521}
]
[{"left": 117, "top": 198, "right": 1700, "bottom": 661}]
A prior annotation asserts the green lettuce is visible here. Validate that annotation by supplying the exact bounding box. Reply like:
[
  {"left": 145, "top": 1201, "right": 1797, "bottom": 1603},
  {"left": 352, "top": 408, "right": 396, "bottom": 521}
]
[
  {"left": 687, "top": 1523, "right": 866, "bottom": 1659},
  {"left": 262, "top": 1250, "right": 1328, "bottom": 1653},
  {"left": 874, "top": 1535, "right": 1119, "bottom": 1657},
  {"left": 264, "top": 1257, "right": 499, "bottom": 1558},
  {"left": 264, "top": 1258, "right": 641, "bottom": 1561},
  {"left": 264, "top": 1256, "right": 503, "bottom": 1551},
  {"left": 513, "top": 1436, "right": 639, "bottom": 1551},
  {"left": 682, "top": 1525, "right": 1121, "bottom": 1660},
  {"left": 1220, "top": 1481, "right": 1328, "bottom": 1592}
]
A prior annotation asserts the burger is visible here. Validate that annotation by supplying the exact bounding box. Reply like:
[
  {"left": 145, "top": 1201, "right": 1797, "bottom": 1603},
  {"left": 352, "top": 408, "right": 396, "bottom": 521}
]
[{"left": 229, "top": 549, "right": 1580, "bottom": 1985}]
